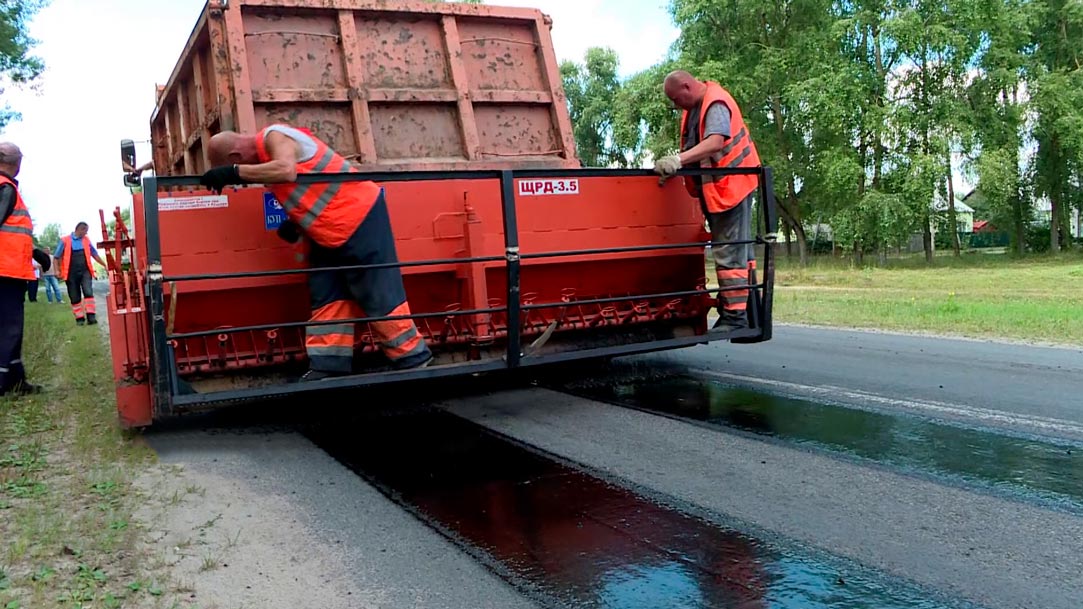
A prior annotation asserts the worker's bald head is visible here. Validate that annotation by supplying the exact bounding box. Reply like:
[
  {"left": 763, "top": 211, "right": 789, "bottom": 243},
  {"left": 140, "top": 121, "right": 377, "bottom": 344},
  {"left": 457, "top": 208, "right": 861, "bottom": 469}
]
[
  {"left": 0, "top": 142, "right": 23, "bottom": 177},
  {"left": 207, "top": 131, "right": 259, "bottom": 166},
  {"left": 663, "top": 70, "right": 707, "bottom": 111}
]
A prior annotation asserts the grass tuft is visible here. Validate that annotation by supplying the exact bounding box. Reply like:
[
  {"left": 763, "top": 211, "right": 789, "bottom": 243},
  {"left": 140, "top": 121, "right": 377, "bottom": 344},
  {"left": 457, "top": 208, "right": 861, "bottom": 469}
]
[
  {"left": 0, "top": 305, "right": 159, "bottom": 608},
  {"left": 766, "top": 251, "right": 1083, "bottom": 344}
]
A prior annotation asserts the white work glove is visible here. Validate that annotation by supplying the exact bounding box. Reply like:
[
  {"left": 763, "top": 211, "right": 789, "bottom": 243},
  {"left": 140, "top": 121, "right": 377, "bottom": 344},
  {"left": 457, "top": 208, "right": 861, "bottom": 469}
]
[{"left": 653, "top": 154, "right": 683, "bottom": 184}]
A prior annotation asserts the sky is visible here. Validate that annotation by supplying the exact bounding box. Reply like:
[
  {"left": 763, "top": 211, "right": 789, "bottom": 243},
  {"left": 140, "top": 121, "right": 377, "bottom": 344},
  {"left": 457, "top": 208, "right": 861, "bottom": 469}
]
[{"left": 0, "top": 0, "right": 679, "bottom": 243}]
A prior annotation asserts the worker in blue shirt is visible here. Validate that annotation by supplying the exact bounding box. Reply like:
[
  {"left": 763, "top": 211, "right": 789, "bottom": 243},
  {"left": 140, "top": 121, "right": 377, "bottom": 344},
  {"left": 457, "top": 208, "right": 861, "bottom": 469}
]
[{"left": 54, "top": 222, "right": 106, "bottom": 325}]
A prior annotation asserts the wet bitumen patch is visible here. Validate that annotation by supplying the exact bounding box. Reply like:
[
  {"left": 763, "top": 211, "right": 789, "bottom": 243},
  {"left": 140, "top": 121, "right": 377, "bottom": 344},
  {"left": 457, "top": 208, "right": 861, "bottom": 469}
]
[
  {"left": 307, "top": 406, "right": 972, "bottom": 609},
  {"left": 561, "top": 374, "right": 1083, "bottom": 512}
]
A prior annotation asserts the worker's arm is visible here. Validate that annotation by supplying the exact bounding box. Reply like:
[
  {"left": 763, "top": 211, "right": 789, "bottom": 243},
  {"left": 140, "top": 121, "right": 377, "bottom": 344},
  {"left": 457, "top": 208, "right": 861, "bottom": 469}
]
[
  {"left": 201, "top": 132, "right": 299, "bottom": 193},
  {"left": 236, "top": 132, "right": 298, "bottom": 184},
  {"left": 0, "top": 184, "right": 15, "bottom": 226},
  {"left": 676, "top": 133, "right": 727, "bottom": 166},
  {"left": 654, "top": 134, "right": 728, "bottom": 179},
  {"left": 654, "top": 102, "right": 733, "bottom": 179},
  {"left": 53, "top": 240, "right": 65, "bottom": 259},
  {"left": 89, "top": 244, "right": 106, "bottom": 268}
]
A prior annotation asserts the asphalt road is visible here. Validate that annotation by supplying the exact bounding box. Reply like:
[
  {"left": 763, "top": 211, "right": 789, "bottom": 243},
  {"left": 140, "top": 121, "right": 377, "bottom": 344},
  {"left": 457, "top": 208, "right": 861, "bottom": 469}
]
[
  {"left": 141, "top": 325, "right": 1083, "bottom": 609},
  {"left": 644, "top": 325, "right": 1083, "bottom": 442},
  {"left": 446, "top": 326, "right": 1083, "bottom": 609}
]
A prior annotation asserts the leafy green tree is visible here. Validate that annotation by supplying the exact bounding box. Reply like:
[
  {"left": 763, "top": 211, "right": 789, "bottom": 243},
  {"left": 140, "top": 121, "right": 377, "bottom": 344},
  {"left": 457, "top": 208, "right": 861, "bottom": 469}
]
[
  {"left": 0, "top": 0, "right": 47, "bottom": 129},
  {"left": 559, "top": 0, "right": 1074, "bottom": 264},
  {"left": 36, "top": 221, "right": 60, "bottom": 252},
  {"left": 560, "top": 48, "right": 633, "bottom": 167},
  {"left": 891, "top": 0, "right": 982, "bottom": 259},
  {"left": 1027, "top": 0, "right": 1083, "bottom": 251},
  {"left": 967, "top": 0, "right": 1032, "bottom": 254}
]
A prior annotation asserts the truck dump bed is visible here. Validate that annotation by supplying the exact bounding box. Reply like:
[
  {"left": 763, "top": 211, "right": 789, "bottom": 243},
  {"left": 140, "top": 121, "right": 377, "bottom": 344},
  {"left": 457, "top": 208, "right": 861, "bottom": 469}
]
[
  {"left": 104, "top": 0, "right": 776, "bottom": 428},
  {"left": 151, "top": 0, "right": 577, "bottom": 174}
]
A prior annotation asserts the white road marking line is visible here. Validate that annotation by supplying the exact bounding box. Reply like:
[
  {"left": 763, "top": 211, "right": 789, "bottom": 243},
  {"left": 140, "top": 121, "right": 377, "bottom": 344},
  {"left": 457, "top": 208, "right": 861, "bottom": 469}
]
[{"left": 691, "top": 369, "right": 1083, "bottom": 437}]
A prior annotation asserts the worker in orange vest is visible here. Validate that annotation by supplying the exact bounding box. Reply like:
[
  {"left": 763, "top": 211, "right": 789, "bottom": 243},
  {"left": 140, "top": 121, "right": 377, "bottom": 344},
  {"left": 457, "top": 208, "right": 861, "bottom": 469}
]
[
  {"left": 654, "top": 71, "right": 761, "bottom": 331},
  {"left": 54, "top": 221, "right": 106, "bottom": 325},
  {"left": 0, "top": 142, "right": 46, "bottom": 396},
  {"left": 201, "top": 125, "right": 433, "bottom": 380}
]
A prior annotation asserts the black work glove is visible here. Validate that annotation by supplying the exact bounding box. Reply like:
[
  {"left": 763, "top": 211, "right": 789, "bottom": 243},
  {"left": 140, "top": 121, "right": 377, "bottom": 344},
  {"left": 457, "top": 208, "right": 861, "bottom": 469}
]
[
  {"left": 32, "top": 249, "right": 51, "bottom": 272},
  {"left": 276, "top": 220, "right": 302, "bottom": 244},
  {"left": 200, "top": 165, "right": 246, "bottom": 194}
]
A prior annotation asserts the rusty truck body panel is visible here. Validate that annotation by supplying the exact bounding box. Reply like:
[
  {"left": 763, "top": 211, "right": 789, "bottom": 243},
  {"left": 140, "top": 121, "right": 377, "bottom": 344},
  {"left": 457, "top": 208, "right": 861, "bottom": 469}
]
[{"left": 150, "top": 0, "right": 578, "bottom": 175}]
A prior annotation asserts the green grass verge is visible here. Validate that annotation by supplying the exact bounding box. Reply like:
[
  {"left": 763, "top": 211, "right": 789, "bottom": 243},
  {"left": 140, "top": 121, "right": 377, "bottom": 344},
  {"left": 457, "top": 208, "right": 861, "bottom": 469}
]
[
  {"left": 0, "top": 305, "right": 168, "bottom": 609},
  {"left": 770, "top": 251, "right": 1083, "bottom": 344}
]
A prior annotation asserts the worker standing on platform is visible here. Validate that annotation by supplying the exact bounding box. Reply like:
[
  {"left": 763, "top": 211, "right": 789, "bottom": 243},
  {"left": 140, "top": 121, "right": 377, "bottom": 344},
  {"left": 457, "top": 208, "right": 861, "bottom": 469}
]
[
  {"left": 201, "top": 125, "right": 433, "bottom": 379},
  {"left": 0, "top": 142, "right": 44, "bottom": 396},
  {"left": 54, "top": 222, "right": 106, "bottom": 325},
  {"left": 653, "top": 71, "right": 761, "bottom": 331}
]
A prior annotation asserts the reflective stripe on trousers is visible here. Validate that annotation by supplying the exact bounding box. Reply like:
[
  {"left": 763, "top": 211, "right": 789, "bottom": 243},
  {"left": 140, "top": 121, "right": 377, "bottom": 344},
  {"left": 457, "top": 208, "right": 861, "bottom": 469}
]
[
  {"left": 306, "top": 300, "right": 361, "bottom": 374},
  {"left": 373, "top": 302, "right": 428, "bottom": 362},
  {"left": 707, "top": 194, "right": 754, "bottom": 313},
  {"left": 716, "top": 268, "right": 749, "bottom": 311}
]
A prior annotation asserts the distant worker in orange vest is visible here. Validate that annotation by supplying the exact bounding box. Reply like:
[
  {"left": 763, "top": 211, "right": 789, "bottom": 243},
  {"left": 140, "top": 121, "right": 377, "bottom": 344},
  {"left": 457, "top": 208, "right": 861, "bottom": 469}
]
[
  {"left": 54, "top": 222, "right": 106, "bottom": 326},
  {"left": 654, "top": 71, "right": 761, "bottom": 331},
  {"left": 0, "top": 142, "right": 47, "bottom": 396},
  {"left": 201, "top": 125, "right": 433, "bottom": 380}
]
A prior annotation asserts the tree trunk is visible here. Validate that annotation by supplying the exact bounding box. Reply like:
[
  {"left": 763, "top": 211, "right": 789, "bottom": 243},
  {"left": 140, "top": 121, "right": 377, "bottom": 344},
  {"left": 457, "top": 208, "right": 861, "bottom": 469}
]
[
  {"left": 1009, "top": 88, "right": 1026, "bottom": 255},
  {"left": 923, "top": 215, "right": 935, "bottom": 263},
  {"left": 782, "top": 216, "right": 793, "bottom": 258},
  {"left": 793, "top": 219, "right": 809, "bottom": 267},
  {"left": 853, "top": 241, "right": 863, "bottom": 266},
  {"left": 946, "top": 155, "right": 961, "bottom": 256},
  {"left": 871, "top": 23, "right": 886, "bottom": 191},
  {"left": 1051, "top": 191, "right": 1061, "bottom": 253}
]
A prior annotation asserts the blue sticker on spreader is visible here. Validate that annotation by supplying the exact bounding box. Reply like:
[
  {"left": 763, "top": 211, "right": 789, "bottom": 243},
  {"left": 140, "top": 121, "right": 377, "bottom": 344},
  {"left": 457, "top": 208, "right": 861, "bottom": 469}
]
[{"left": 263, "top": 192, "right": 287, "bottom": 230}]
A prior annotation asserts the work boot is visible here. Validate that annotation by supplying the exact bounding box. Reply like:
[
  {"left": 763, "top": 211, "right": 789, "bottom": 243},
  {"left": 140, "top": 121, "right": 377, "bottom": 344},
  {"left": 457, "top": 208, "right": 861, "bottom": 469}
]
[
  {"left": 712, "top": 309, "right": 748, "bottom": 332},
  {"left": 298, "top": 369, "right": 342, "bottom": 383},
  {"left": 392, "top": 351, "right": 433, "bottom": 371},
  {"left": 75, "top": 317, "right": 86, "bottom": 326},
  {"left": 0, "top": 381, "right": 43, "bottom": 397},
  {"left": 86, "top": 313, "right": 97, "bottom": 325}
]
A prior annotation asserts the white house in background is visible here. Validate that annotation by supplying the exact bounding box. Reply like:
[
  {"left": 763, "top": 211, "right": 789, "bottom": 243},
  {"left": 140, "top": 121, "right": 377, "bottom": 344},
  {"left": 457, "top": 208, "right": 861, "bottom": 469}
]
[
  {"left": 932, "top": 193, "right": 975, "bottom": 233},
  {"left": 905, "top": 194, "right": 975, "bottom": 253},
  {"left": 1033, "top": 199, "right": 1081, "bottom": 238}
]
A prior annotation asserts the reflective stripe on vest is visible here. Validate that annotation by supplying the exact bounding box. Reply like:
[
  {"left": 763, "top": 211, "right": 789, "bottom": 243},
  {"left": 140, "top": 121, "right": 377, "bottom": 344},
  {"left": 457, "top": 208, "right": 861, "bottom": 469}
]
[
  {"left": 0, "top": 175, "right": 35, "bottom": 281},
  {"left": 255, "top": 125, "right": 380, "bottom": 248},
  {"left": 679, "top": 83, "right": 762, "bottom": 214}
]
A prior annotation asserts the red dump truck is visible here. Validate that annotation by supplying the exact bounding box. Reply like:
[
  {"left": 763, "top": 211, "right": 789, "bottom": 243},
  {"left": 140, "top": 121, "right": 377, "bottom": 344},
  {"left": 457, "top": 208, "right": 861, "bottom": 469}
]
[{"left": 101, "top": 0, "right": 777, "bottom": 428}]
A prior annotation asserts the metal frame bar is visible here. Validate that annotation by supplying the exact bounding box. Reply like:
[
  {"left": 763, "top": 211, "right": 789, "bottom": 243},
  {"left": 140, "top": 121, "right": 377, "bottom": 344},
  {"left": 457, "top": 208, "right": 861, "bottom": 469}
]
[{"left": 140, "top": 166, "right": 777, "bottom": 416}]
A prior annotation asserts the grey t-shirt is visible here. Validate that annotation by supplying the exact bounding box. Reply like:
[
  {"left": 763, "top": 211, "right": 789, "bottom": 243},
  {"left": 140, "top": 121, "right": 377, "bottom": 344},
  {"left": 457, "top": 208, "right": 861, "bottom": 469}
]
[
  {"left": 684, "top": 101, "right": 732, "bottom": 187},
  {"left": 265, "top": 125, "right": 319, "bottom": 162},
  {"left": 684, "top": 101, "right": 732, "bottom": 155}
]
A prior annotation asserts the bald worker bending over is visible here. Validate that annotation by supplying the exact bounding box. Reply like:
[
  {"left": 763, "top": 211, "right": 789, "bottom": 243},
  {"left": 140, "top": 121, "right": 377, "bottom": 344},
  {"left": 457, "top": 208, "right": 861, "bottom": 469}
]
[
  {"left": 654, "top": 71, "right": 762, "bottom": 331},
  {"left": 200, "top": 126, "right": 432, "bottom": 379}
]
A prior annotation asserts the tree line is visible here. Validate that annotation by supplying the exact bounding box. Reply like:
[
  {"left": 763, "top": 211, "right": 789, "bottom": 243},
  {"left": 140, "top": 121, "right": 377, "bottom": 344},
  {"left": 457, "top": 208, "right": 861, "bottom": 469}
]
[{"left": 560, "top": 0, "right": 1083, "bottom": 263}]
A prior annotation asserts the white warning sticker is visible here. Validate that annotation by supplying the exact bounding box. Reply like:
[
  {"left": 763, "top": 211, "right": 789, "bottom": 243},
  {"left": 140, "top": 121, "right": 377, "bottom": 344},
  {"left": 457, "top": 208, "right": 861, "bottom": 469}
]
[
  {"left": 518, "top": 179, "right": 580, "bottom": 197},
  {"left": 158, "top": 195, "right": 229, "bottom": 212}
]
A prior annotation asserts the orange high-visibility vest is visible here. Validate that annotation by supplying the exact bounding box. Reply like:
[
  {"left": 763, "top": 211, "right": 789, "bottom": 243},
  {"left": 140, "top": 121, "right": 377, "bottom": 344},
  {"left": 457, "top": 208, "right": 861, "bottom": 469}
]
[
  {"left": 255, "top": 126, "right": 381, "bottom": 249},
  {"left": 679, "top": 82, "right": 761, "bottom": 214},
  {"left": 0, "top": 175, "right": 35, "bottom": 281},
  {"left": 59, "top": 234, "right": 96, "bottom": 281}
]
